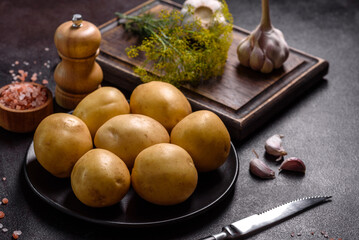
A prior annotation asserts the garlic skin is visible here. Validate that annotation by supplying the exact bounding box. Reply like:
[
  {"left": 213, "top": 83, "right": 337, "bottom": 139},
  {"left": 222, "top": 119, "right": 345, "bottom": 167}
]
[
  {"left": 265, "top": 134, "right": 287, "bottom": 161},
  {"left": 249, "top": 150, "right": 275, "bottom": 179},
  {"left": 181, "top": 0, "right": 226, "bottom": 29},
  {"left": 237, "top": 0, "right": 289, "bottom": 73},
  {"left": 279, "top": 157, "right": 306, "bottom": 173}
]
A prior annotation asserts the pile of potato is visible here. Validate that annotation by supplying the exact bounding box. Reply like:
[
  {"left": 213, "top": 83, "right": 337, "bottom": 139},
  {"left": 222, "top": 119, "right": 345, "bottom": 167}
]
[{"left": 33, "top": 81, "right": 231, "bottom": 207}]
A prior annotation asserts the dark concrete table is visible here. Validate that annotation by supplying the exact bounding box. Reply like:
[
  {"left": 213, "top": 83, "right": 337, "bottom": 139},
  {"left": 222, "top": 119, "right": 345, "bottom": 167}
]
[{"left": 0, "top": 0, "right": 358, "bottom": 239}]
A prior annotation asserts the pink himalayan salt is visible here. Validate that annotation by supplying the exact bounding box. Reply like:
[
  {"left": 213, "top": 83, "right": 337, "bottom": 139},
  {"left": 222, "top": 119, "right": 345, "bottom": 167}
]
[
  {"left": 31, "top": 73, "right": 38, "bottom": 82},
  {"left": 16, "top": 70, "right": 28, "bottom": 82},
  {"left": 0, "top": 82, "right": 47, "bottom": 110}
]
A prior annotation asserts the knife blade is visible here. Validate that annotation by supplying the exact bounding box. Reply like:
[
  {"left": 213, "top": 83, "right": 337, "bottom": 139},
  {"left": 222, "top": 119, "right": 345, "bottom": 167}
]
[{"left": 199, "top": 196, "right": 332, "bottom": 240}]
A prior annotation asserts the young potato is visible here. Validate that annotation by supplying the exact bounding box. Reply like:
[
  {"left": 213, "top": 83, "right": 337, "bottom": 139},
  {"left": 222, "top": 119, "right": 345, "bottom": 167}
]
[
  {"left": 71, "top": 149, "right": 130, "bottom": 207},
  {"left": 34, "top": 113, "right": 93, "bottom": 178},
  {"left": 130, "top": 81, "right": 192, "bottom": 132},
  {"left": 94, "top": 114, "right": 170, "bottom": 170},
  {"left": 171, "top": 110, "right": 231, "bottom": 172},
  {"left": 131, "top": 143, "right": 198, "bottom": 206},
  {"left": 73, "top": 87, "right": 130, "bottom": 137}
]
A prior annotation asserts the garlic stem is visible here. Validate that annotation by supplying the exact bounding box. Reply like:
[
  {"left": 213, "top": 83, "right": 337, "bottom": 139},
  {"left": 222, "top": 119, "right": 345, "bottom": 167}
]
[
  {"left": 260, "top": 0, "right": 272, "bottom": 31},
  {"left": 252, "top": 149, "right": 259, "bottom": 159}
]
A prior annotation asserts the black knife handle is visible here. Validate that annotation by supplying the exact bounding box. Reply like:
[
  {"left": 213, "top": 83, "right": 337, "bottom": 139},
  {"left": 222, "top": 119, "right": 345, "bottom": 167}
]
[{"left": 198, "top": 236, "right": 216, "bottom": 240}]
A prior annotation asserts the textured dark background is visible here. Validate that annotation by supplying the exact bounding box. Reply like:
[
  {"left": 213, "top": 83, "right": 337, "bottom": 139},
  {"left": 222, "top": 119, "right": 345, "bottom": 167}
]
[{"left": 0, "top": 0, "right": 358, "bottom": 239}]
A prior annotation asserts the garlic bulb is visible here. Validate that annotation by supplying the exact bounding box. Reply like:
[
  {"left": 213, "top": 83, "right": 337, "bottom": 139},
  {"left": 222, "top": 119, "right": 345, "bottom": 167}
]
[
  {"left": 181, "top": 0, "right": 226, "bottom": 29},
  {"left": 237, "top": 0, "right": 289, "bottom": 73}
]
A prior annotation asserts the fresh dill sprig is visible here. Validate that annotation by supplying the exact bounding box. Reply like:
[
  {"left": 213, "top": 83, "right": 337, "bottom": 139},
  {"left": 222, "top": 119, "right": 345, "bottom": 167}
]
[
  {"left": 116, "top": 12, "right": 167, "bottom": 39},
  {"left": 116, "top": 1, "right": 233, "bottom": 87}
]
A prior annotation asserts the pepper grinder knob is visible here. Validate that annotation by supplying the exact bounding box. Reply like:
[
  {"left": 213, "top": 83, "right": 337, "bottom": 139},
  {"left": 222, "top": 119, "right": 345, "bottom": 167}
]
[{"left": 72, "top": 14, "right": 83, "bottom": 28}]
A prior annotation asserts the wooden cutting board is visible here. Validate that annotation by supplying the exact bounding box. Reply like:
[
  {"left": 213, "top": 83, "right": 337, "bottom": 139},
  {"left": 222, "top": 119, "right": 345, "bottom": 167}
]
[{"left": 97, "top": 0, "right": 329, "bottom": 141}]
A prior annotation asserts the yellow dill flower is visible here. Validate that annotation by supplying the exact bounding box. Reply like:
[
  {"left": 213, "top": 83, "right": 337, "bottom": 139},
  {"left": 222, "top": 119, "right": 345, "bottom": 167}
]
[{"left": 116, "top": 0, "right": 233, "bottom": 87}]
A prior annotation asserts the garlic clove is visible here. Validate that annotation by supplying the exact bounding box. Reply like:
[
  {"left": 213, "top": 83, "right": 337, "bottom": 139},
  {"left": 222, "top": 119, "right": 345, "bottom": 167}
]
[
  {"left": 237, "top": 38, "right": 252, "bottom": 67},
  {"left": 267, "top": 29, "right": 289, "bottom": 68},
  {"left": 261, "top": 57, "right": 274, "bottom": 74},
  {"left": 249, "top": 42, "right": 265, "bottom": 71},
  {"left": 279, "top": 157, "right": 306, "bottom": 173},
  {"left": 265, "top": 134, "right": 287, "bottom": 161},
  {"left": 249, "top": 150, "right": 275, "bottom": 179}
]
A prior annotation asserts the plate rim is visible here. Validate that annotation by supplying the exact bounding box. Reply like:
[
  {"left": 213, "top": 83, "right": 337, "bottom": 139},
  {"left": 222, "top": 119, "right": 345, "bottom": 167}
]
[{"left": 23, "top": 141, "right": 239, "bottom": 227}]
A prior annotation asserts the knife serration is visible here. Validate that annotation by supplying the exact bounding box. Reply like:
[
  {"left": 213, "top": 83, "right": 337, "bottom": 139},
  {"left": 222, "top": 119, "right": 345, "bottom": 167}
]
[{"left": 199, "top": 196, "right": 331, "bottom": 240}]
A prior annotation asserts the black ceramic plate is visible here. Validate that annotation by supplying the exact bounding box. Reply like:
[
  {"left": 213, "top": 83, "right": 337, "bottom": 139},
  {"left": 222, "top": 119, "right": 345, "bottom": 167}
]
[{"left": 24, "top": 141, "right": 239, "bottom": 227}]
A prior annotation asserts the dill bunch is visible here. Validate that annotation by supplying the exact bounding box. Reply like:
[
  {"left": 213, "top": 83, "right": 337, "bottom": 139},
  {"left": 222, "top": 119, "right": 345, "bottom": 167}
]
[{"left": 115, "top": 1, "right": 233, "bottom": 87}]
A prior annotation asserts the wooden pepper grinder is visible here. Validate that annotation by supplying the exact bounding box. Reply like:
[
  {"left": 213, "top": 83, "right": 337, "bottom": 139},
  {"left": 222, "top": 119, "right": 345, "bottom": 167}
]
[{"left": 54, "top": 14, "right": 103, "bottom": 109}]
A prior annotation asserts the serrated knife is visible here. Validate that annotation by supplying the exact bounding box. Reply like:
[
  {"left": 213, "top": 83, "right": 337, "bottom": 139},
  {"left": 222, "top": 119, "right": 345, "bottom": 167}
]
[{"left": 199, "top": 196, "right": 332, "bottom": 240}]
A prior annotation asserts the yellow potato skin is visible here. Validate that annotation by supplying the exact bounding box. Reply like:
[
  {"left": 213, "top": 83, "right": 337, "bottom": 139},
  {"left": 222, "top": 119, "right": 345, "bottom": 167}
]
[
  {"left": 130, "top": 81, "right": 192, "bottom": 132},
  {"left": 33, "top": 113, "right": 93, "bottom": 178},
  {"left": 131, "top": 143, "right": 198, "bottom": 206},
  {"left": 94, "top": 114, "right": 170, "bottom": 170},
  {"left": 71, "top": 149, "right": 130, "bottom": 207},
  {"left": 73, "top": 87, "right": 130, "bottom": 137},
  {"left": 171, "top": 110, "right": 231, "bottom": 172}
]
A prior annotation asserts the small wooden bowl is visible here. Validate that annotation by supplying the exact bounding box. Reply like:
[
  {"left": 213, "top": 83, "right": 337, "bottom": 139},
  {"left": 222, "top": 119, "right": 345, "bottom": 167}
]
[{"left": 0, "top": 83, "right": 53, "bottom": 133}]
